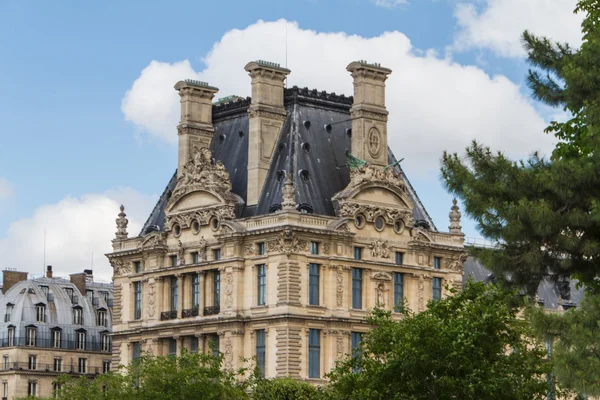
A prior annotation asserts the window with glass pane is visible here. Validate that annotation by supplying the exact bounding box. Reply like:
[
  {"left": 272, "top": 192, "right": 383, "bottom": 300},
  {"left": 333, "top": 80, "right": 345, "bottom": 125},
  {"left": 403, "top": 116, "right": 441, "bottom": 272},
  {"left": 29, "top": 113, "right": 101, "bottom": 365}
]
[
  {"left": 3, "top": 381, "right": 7, "bottom": 397},
  {"left": 190, "top": 336, "right": 199, "bottom": 353},
  {"left": 351, "top": 332, "right": 363, "bottom": 372},
  {"left": 309, "top": 264, "right": 320, "bottom": 305},
  {"left": 86, "top": 290, "right": 94, "bottom": 301},
  {"left": 27, "top": 381, "right": 36, "bottom": 396},
  {"left": 73, "top": 307, "right": 83, "bottom": 325},
  {"left": 352, "top": 268, "right": 363, "bottom": 309},
  {"left": 28, "top": 355, "right": 36, "bottom": 370},
  {"left": 170, "top": 255, "right": 177, "bottom": 267},
  {"left": 26, "top": 327, "right": 36, "bottom": 346},
  {"left": 134, "top": 261, "right": 141, "bottom": 273},
  {"left": 103, "top": 360, "right": 110, "bottom": 373},
  {"left": 170, "top": 276, "right": 178, "bottom": 311},
  {"left": 100, "top": 291, "right": 109, "bottom": 303},
  {"left": 214, "top": 271, "right": 221, "bottom": 306},
  {"left": 54, "top": 357, "right": 62, "bottom": 372},
  {"left": 101, "top": 333, "right": 110, "bottom": 352},
  {"left": 52, "top": 329, "right": 61, "bottom": 348},
  {"left": 310, "top": 242, "right": 319, "bottom": 255},
  {"left": 257, "top": 242, "right": 265, "bottom": 256},
  {"left": 168, "top": 338, "right": 177, "bottom": 356},
  {"left": 308, "top": 329, "right": 320, "bottom": 378},
  {"left": 211, "top": 335, "right": 220, "bottom": 358},
  {"left": 3, "top": 355, "right": 8, "bottom": 370},
  {"left": 256, "top": 329, "right": 266, "bottom": 378},
  {"left": 433, "top": 256, "right": 441, "bottom": 270},
  {"left": 132, "top": 342, "right": 141, "bottom": 361},
  {"left": 40, "top": 286, "right": 49, "bottom": 298},
  {"left": 97, "top": 310, "right": 107, "bottom": 326},
  {"left": 394, "top": 273, "right": 404, "bottom": 312},
  {"left": 257, "top": 264, "right": 266, "bottom": 306},
  {"left": 353, "top": 247, "right": 362, "bottom": 260},
  {"left": 36, "top": 305, "right": 45, "bottom": 322},
  {"left": 192, "top": 274, "right": 200, "bottom": 308},
  {"left": 7, "top": 327, "right": 14, "bottom": 346},
  {"left": 133, "top": 282, "right": 142, "bottom": 319},
  {"left": 395, "top": 252, "right": 403, "bottom": 265},
  {"left": 432, "top": 277, "right": 442, "bottom": 300},
  {"left": 78, "top": 358, "right": 87, "bottom": 373},
  {"left": 191, "top": 252, "right": 199, "bottom": 264},
  {"left": 213, "top": 249, "right": 221, "bottom": 261},
  {"left": 5, "top": 304, "right": 12, "bottom": 322},
  {"left": 76, "top": 331, "right": 86, "bottom": 350}
]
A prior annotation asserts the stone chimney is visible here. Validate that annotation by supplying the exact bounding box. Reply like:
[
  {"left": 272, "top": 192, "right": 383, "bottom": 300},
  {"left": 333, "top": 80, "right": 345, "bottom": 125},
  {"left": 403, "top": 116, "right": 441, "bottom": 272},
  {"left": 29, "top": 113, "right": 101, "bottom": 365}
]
[
  {"left": 70, "top": 272, "right": 86, "bottom": 296},
  {"left": 174, "top": 80, "right": 219, "bottom": 178},
  {"left": 346, "top": 61, "right": 392, "bottom": 167},
  {"left": 244, "top": 60, "right": 291, "bottom": 206},
  {"left": 46, "top": 265, "right": 53, "bottom": 278},
  {"left": 2, "top": 270, "right": 28, "bottom": 294}
]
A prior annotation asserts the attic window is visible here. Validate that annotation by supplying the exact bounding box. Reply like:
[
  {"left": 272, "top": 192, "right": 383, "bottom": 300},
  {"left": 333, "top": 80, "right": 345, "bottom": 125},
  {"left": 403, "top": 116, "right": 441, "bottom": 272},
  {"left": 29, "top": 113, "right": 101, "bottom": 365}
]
[
  {"left": 346, "top": 128, "right": 352, "bottom": 137},
  {"left": 269, "top": 204, "right": 282, "bottom": 213},
  {"left": 296, "top": 203, "right": 314, "bottom": 214},
  {"left": 301, "top": 142, "right": 311, "bottom": 153},
  {"left": 238, "top": 131, "right": 244, "bottom": 137},
  {"left": 303, "top": 120, "right": 311, "bottom": 130},
  {"left": 278, "top": 143, "right": 286, "bottom": 152},
  {"left": 276, "top": 170, "right": 286, "bottom": 182},
  {"left": 219, "top": 134, "right": 226, "bottom": 143},
  {"left": 299, "top": 170, "right": 309, "bottom": 182},
  {"left": 324, "top": 124, "right": 332, "bottom": 133}
]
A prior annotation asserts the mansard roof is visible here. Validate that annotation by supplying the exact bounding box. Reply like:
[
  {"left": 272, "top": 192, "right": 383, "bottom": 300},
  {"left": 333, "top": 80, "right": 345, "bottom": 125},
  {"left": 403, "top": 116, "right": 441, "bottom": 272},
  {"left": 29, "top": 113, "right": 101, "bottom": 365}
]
[{"left": 140, "top": 86, "right": 435, "bottom": 235}]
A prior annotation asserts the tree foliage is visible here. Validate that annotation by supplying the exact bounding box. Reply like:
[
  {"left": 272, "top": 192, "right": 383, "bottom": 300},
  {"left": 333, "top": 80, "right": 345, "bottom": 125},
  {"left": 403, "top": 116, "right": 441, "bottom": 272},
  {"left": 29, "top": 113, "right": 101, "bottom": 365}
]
[
  {"left": 326, "top": 282, "right": 551, "bottom": 400},
  {"left": 441, "top": 1, "right": 600, "bottom": 293},
  {"left": 253, "top": 378, "right": 325, "bottom": 400}
]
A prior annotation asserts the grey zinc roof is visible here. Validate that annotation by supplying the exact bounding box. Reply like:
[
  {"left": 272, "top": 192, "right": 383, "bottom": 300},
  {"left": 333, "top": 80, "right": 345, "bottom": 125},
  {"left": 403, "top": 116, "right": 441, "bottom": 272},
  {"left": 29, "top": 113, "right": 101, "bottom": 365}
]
[
  {"left": 463, "top": 256, "right": 584, "bottom": 310},
  {"left": 140, "top": 86, "right": 436, "bottom": 235},
  {"left": 0, "top": 277, "right": 113, "bottom": 346}
]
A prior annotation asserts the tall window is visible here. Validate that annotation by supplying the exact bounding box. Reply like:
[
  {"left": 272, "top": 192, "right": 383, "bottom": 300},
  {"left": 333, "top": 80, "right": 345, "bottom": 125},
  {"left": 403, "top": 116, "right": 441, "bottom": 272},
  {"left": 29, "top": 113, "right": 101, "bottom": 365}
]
[
  {"left": 353, "top": 247, "right": 362, "bottom": 260},
  {"left": 76, "top": 330, "right": 86, "bottom": 350},
  {"left": 97, "top": 310, "right": 107, "bottom": 327},
  {"left": 395, "top": 252, "right": 403, "bottom": 265},
  {"left": 257, "top": 264, "right": 266, "bottom": 306},
  {"left": 132, "top": 342, "right": 141, "bottom": 362},
  {"left": 134, "top": 261, "right": 141, "bottom": 273},
  {"left": 53, "top": 382, "right": 62, "bottom": 396},
  {"left": 170, "top": 255, "right": 177, "bottom": 267},
  {"left": 168, "top": 338, "right": 177, "bottom": 357},
  {"left": 26, "top": 326, "right": 36, "bottom": 346},
  {"left": 432, "top": 277, "right": 442, "bottom": 301},
  {"left": 351, "top": 332, "right": 363, "bottom": 359},
  {"left": 256, "top": 330, "right": 266, "bottom": 378},
  {"left": 352, "top": 268, "right": 363, "bottom": 309},
  {"left": 191, "top": 252, "right": 199, "bottom": 264},
  {"left": 213, "top": 249, "right": 221, "bottom": 261},
  {"left": 134, "top": 281, "right": 142, "bottom": 320},
  {"left": 103, "top": 360, "right": 111, "bottom": 373},
  {"left": 101, "top": 333, "right": 110, "bottom": 352},
  {"left": 308, "top": 329, "right": 321, "bottom": 378},
  {"left": 28, "top": 355, "right": 36, "bottom": 370},
  {"left": 5, "top": 303, "right": 13, "bottom": 322},
  {"left": 190, "top": 336, "right": 199, "bottom": 353},
  {"left": 54, "top": 357, "right": 62, "bottom": 372},
  {"left": 192, "top": 274, "right": 200, "bottom": 308},
  {"left": 310, "top": 242, "right": 319, "bottom": 255},
  {"left": 3, "top": 356, "right": 8, "bottom": 370},
  {"left": 27, "top": 381, "right": 36, "bottom": 397},
  {"left": 433, "top": 256, "right": 441, "bottom": 270},
  {"left": 78, "top": 358, "right": 87, "bottom": 374},
  {"left": 7, "top": 327, "right": 14, "bottom": 347},
  {"left": 309, "top": 264, "right": 320, "bottom": 306},
  {"left": 210, "top": 335, "right": 220, "bottom": 358},
  {"left": 394, "top": 273, "right": 404, "bottom": 312},
  {"left": 257, "top": 242, "right": 265, "bottom": 256},
  {"left": 73, "top": 307, "right": 83, "bottom": 325},
  {"left": 36, "top": 304, "right": 45, "bottom": 322},
  {"left": 214, "top": 271, "right": 221, "bottom": 306},
  {"left": 2, "top": 381, "right": 7, "bottom": 397},
  {"left": 51, "top": 328, "right": 62, "bottom": 348},
  {"left": 86, "top": 290, "right": 94, "bottom": 301},
  {"left": 170, "top": 276, "right": 178, "bottom": 311},
  {"left": 100, "top": 291, "right": 109, "bottom": 304}
]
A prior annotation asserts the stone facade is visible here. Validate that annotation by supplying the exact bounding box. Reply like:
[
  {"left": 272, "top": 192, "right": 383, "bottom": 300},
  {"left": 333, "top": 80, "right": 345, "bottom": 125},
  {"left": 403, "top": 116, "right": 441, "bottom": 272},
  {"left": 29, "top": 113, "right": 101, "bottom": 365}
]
[{"left": 107, "top": 60, "right": 467, "bottom": 382}]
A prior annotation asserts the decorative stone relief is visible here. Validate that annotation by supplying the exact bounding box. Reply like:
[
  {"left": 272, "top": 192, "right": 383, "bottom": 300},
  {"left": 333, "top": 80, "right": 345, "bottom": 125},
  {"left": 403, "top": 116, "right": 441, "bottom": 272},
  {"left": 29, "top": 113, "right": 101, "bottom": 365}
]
[
  {"left": 111, "top": 260, "right": 131, "bottom": 276},
  {"left": 224, "top": 272, "right": 233, "bottom": 308},
  {"left": 446, "top": 253, "right": 468, "bottom": 273},
  {"left": 198, "top": 237, "right": 207, "bottom": 260},
  {"left": 165, "top": 206, "right": 235, "bottom": 233},
  {"left": 336, "top": 268, "right": 344, "bottom": 307},
  {"left": 449, "top": 198, "right": 462, "bottom": 234},
  {"left": 148, "top": 281, "right": 156, "bottom": 318},
  {"left": 370, "top": 239, "right": 390, "bottom": 258},
  {"left": 267, "top": 229, "right": 308, "bottom": 254},
  {"left": 281, "top": 174, "right": 296, "bottom": 211},
  {"left": 412, "top": 274, "right": 426, "bottom": 312},
  {"left": 224, "top": 337, "right": 233, "bottom": 370},
  {"left": 177, "top": 240, "right": 185, "bottom": 266},
  {"left": 375, "top": 282, "right": 389, "bottom": 307},
  {"left": 173, "top": 146, "right": 232, "bottom": 199},
  {"left": 348, "top": 164, "right": 405, "bottom": 190},
  {"left": 339, "top": 202, "right": 412, "bottom": 226},
  {"left": 322, "top": 242, "right": 330, "bottom": 255},
  {"left": 367, "top": 127, "right": 382, "bottom": 158},
  {"left": 115, "top": 205, "right": 129, "bottom": 240},
  {"left": 372, "top": 271, "right": 392, "bottom": 281},
  {"left": 336, "top": 336, "right": 344, "bottom": 360},
  {"left": 244, "top": 243, "right": 255, "bottom": 256}
]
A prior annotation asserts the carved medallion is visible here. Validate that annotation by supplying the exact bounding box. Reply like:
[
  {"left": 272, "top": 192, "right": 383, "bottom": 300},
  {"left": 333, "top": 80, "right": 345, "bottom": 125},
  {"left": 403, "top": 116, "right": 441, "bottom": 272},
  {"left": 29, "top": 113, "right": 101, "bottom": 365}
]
[{"left": 367, "top": 127, "right": 382, "bottom": 158}]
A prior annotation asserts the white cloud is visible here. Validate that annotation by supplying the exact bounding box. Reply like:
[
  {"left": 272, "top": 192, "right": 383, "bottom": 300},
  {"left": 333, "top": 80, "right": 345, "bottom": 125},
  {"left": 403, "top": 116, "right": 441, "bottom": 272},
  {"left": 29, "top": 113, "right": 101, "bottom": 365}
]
[
  {"left": 122, "top": 19, "right": 555, "bottom": 175},
  {"left": 0, "top": 177, "right": 14, "bottom": 200},
  {"left": 0, "top": 188, "right": 156, "bottom": 282},
  {"left": 453, "top": 0, "right": 583, "bottom": 58},
  {"left": 372, "top": 0, "right": 408, "bottom": 8}
]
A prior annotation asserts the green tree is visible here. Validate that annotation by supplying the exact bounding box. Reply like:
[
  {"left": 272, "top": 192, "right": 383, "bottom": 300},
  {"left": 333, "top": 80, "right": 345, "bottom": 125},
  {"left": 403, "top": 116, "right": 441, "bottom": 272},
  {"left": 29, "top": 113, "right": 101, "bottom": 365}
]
[
  {"left": 253, "top": 378, "right": 325, "bottom": 400},
  {"left": 326, "top": 282, "right": 551, "bottom": 400},
  {"left": 440, "top": 1, "right": 600, "bottom": 292}
]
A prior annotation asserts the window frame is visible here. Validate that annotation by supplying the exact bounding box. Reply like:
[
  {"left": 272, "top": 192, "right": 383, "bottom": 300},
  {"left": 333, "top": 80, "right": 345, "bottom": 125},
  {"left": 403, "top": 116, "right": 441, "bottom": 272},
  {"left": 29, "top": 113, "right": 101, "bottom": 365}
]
[
  {"left": 51, "top": 328, "right": 62, "bottom": 349},
  {"left": 133, "top": 281, "right": 142, "bottom": 320},
  {"left": 36, "top": 304, "right": 46, "bottom": 322},
  {"left": 395, "top": 251, "right": 403, "bottom": 265},
  {"left": 308, "top": 329, "right": 321, "bottom": 379},
  {"left": 310, "top": 241, "right": 319, "bottom": 255},
  {"left": 28, "top": 354, "right": 37, "bottom": 370},
  {"left": 353, "top": 247, "right": 362, "bottom": 260},
  {"left": 192, "top": 274, "right": 200, "bottom": 309},
  {"left": 213, "top": 271, "right": 221, "bottom": 307},
  {"left": 256, "top": 329, "right": 266, "bottom": 378},
  {"left": 433, "top": 256, "right": 441, "bottom": 270},
  {"left": 352, "top": 268, "right": 363, "bottom": 309},
  {"left": 73, "top": 306, "right": 83, "bottom": 325},
  {"left": 393, "top": 272, "right": 404, "bottom": 312},
  {"left": 76, "top": 330, "right": 87, "bottom": 351},
  {"left": 257, "top": 242, "right": 265, "bottom": 256},
  {"left": 27, "top": 380, "right": 37, "bottom": 397},
  {"left": 432, "top": 277, "right": 442, "bottom": 301},
  {"left": 257, "top": 264, "right": 266, "bottom": 306},
  {"left": 78, "top": 357, "right": 87, "bottom": 374},
  {"left": 170, "top": 276, "right": 178, "bottom": 312},
  {"left": 308, "top": 263, "right": 320, "bottom": 306},
  {"left": 26, "top": 326, "right": 37, "bottom": 347},
  {"left": 54, "top": 357, "right": 62, "bottom": 372}
]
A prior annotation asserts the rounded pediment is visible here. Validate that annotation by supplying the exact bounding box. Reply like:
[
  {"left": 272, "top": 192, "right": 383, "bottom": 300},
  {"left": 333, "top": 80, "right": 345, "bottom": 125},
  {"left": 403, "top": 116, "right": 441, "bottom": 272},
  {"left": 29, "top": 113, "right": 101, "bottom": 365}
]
[{"left": 167, "top": 189, "right": 224, "bottom": 213}]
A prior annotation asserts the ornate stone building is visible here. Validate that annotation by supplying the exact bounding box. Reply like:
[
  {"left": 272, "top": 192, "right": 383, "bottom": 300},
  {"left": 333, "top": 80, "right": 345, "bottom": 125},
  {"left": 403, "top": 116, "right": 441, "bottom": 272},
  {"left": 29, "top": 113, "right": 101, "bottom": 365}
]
[
  {"left": 0, "top": 267, "right": 113, "bottom": 399},
  {"left": 107, "top": 60, "right": 467, "bottom": 381}
]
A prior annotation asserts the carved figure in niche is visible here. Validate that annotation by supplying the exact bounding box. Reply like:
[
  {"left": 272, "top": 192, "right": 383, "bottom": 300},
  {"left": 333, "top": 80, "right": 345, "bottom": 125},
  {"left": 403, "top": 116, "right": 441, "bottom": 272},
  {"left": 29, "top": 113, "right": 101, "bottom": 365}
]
[
  {"left": 198, "top": 237, "right": 207, "bottom": 261},
  {"left": 370, "top": 239, "right": 390, "bottom": 258},
  {"left": 376, "top": 283, "right": 386, "bottom": 306},
  {"left": 177, "top": 240, "right": 185, "bottom": 265}
]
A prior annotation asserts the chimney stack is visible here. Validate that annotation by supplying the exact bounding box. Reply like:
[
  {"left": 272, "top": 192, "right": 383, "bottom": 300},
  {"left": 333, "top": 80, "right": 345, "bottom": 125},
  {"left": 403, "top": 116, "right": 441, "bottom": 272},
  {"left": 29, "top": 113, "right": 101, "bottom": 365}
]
[
  {"left": 2, "top": 269, "right": 28, "bottom": 294},
  {"left": 46, "top": 265, "right": 53, "bottom": 278},
  {"left": 70, "top": 272, "right": 87, "bottom": 297},
  {"left": 244, "top": 60, "right": 291, "bottom": 206},
  {"left": 174, "top": 80, "right": 219, "bottom": 178},
  {"left": 346, "top": 61, "right": 392, "bottom": 167}
]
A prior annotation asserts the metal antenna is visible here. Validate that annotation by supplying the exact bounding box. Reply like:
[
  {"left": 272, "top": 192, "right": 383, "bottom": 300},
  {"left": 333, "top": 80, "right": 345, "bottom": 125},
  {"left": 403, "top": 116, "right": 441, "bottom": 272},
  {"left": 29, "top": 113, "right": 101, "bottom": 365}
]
[
  {"left": 285, "top": 21, "right": 288, "bottom": 88},
  {"left": 43, "top": 228, "right": 46, "bottom": 275}
]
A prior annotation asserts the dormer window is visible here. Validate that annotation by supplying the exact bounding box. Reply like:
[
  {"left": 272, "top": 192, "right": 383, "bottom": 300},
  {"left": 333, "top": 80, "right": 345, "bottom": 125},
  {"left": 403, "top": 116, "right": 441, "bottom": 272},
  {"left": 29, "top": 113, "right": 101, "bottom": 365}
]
[
  {"left": 7, "top": 326, "right": 15, "bottom": 346},
  {"left": 86, "top": 290, "right": 94, "bottom": 301},
  {"left": 73, "top": 307, "right": 83, "bottom": 325},
  {"left": 51, "top": 328, "right": 62, "bottom": 348},
  {"left": 101, "top": 332, "right": 110, "bottom": 352},
  {"left": 65, "top": 288, "right": 74, "bottom": 303},
  {"left": 76, "top": 329, "right": 86, "bottom": 350},
  {"left": 97, "top": 309, "right": 107, "bottom": 327},
  {"left": 26, "top": 326, "right": 37, "bottom": 347},
  {"left": 39, "top": 286, "right": 49, "bottom": 298},
  {"left": 35, "top": 304, "right": 46, "bottom": 323},
  {"left": 100, "top": 291, "right": 109, "bottom": 304},
  {"left": 5, "top": 303, "right": 13, "bottom": 322}
]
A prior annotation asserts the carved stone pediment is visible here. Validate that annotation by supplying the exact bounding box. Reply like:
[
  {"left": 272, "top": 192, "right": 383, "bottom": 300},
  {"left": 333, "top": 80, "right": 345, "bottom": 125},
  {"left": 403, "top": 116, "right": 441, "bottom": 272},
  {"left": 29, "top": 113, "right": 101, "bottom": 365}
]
[
  {"left": 140, "top": 231, "right": 167, "bottom": 250},
  {"left": 410, "top": 229, "right": 433, "bottom": 244},
  {"left": 165, "top": 205, "right": 235, "bottom": 232},
  {"left": 372, "top": 271, "right": 392, "bottom": 281}
]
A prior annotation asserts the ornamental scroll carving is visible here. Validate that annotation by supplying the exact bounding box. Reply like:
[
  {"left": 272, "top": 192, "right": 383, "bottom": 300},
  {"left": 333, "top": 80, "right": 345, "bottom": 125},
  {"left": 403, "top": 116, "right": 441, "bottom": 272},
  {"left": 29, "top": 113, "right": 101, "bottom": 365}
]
[
  {"left": 224, "top": 272, "right": 233, "bottom": 308},
  {"left": 174, "top": 146, "right": 231, "bottom": 196},
  {"left": 336, "top": 336, "right": 344, "bottom": 360},
  {"left": 339, "top": 203, "right": 412, "bottom": 226},
  {"left": 148, "top": 281, "right": 156, "bottom": 318},
  {"left": 336, "top": 268, "right": 344, "bottom": 307},
  {"left": 370, "top": 239, "right": 390, "bottom": 259},
  {"left": 224, "top": 338, "right": 233, "bottom": 370},
  {"left": 349, "top": 164, "right": 405, "bottom": 191},
  {"left": 446, "top": 253, "right": 468, "bottom": 273},
  {"left": 267, "top": 229, "right": 308, "bottom": 254},
  {"left": 165, "top": 206, "right": 235, "bottom": 232}
]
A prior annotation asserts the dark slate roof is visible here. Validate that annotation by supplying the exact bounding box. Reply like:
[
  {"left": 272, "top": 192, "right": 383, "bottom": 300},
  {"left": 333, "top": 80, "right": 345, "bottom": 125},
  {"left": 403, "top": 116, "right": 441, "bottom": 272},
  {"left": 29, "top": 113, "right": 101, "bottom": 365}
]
[
  {"left": 463, "top": 256, "right": 584, "bottom": 310},
  {"left": 140, "top": 86, "right": 436, "bottom": 235}
]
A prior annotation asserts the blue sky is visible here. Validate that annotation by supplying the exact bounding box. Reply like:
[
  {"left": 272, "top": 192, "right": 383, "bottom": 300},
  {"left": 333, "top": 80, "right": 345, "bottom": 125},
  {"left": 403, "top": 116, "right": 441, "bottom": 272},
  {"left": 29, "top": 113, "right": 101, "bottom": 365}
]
[{"left": 0, "top": 0, "right": 583, "bottom": 280}]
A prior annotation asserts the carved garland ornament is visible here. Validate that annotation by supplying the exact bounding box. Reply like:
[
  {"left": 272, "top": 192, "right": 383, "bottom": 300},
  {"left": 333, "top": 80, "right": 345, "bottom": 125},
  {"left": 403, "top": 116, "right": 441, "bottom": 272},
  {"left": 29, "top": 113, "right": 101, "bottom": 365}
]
[
  {"left": 266, "top": 229, "right": 308, "bottom": 254},
  {"left": 336, "top": 268, "right": 344, "bottom": 307},
  {"left": 224, "top": 272, "right": 234, "bottom": 308},
  {"left": 165, "top": 206, "right": 235, "bottom": 232},
  {"left": 148, "top": 281, "right": 156, "bottom": 318},
  {"left": 339, "top": 202, "right": 412, "bottom": 226}
]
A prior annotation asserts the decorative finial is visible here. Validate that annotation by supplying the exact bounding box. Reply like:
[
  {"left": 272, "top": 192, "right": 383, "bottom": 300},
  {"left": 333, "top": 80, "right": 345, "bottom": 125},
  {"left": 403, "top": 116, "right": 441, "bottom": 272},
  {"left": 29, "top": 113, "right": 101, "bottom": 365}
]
[
  {"left": 281, "top": 173, "right": 296, "bottom": 211},
  {"left": 449, "top": 198, "right": 462, "bottom": 234},
  {"left": 115, "top": 205, "right": 129, "bottom": 240}
]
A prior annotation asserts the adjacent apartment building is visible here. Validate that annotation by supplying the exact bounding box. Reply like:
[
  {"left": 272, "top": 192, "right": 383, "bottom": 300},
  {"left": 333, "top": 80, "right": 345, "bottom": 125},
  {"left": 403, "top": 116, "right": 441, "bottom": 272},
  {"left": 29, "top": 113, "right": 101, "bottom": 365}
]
[
  {"left": 107, "top": 60, "right": 467, "bottom": 381},
  {"left": 0, "top": 267, "right": 113, "bottom": 399}
]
